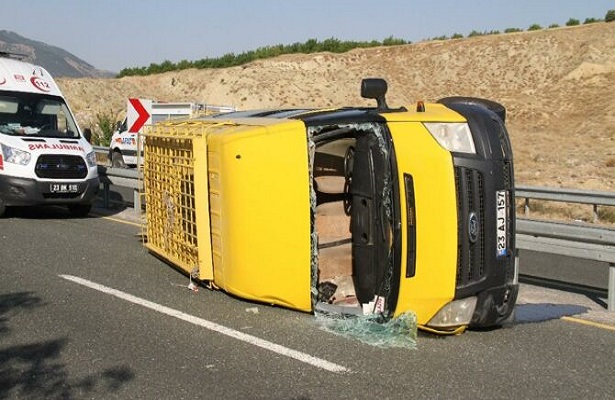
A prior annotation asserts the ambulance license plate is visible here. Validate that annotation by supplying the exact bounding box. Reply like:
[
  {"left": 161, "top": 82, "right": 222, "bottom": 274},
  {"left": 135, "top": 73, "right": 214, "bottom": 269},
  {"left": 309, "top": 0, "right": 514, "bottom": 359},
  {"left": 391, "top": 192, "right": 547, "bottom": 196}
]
[
  {"left": 49, "top": 183, "right": 80, "bottom": 193},
  {"left": 496, "top": 190, "right": 507, "bottom": 257}
]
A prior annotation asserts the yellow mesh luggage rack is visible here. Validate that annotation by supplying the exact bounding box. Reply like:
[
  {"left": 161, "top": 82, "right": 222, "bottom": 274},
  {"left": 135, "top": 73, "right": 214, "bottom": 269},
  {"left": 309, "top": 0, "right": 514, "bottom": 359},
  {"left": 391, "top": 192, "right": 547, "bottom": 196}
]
[{"left": 141, "top": 121, "right": 233, "bottom": 280}]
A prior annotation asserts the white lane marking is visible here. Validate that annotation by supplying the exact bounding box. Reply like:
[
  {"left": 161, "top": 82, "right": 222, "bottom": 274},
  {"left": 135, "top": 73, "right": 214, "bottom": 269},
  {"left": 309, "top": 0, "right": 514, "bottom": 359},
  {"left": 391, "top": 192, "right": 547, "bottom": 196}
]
[{"left": 59, "top": 274, "right": 348, "bottom": 373}]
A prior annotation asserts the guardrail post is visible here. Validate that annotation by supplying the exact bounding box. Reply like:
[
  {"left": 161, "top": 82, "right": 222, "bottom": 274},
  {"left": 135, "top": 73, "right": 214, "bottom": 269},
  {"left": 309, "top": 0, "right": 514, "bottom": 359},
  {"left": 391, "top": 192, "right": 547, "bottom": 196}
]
[
  {"left": 609, "top": 263, "right": 615, "bottom": 312},
  {"left": 524, "top": 198, "right": 530, "bottom": 217},
  {"left": 593, "top": 204, "right": 599, "bottom": 223},
  {"left": 103, "top": 182, "right": 110, "bottom": 208},
  {"left": 133, "top": 189, "right": 141, "bottom": 216}
]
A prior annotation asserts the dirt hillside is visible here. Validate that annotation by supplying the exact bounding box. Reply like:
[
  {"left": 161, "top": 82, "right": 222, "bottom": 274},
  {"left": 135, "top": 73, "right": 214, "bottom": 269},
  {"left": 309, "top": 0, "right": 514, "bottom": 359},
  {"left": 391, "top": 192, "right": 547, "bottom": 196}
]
[{"left": 58, "top": 22, "right": 615, "bottom": 192}]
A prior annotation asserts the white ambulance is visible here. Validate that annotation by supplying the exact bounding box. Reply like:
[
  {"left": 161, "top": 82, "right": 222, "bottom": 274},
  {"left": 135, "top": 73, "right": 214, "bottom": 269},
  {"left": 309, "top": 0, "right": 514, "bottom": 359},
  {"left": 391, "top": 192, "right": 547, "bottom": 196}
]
[{"left": 0, "top": 52, "right": 99, "bottom": 217}]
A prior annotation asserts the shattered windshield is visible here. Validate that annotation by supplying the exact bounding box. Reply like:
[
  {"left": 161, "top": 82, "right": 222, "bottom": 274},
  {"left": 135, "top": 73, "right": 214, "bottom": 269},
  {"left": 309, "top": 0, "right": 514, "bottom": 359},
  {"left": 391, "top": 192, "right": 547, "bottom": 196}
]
[{"left": 0, "top": 92, "right": 80, "bottom": 138}]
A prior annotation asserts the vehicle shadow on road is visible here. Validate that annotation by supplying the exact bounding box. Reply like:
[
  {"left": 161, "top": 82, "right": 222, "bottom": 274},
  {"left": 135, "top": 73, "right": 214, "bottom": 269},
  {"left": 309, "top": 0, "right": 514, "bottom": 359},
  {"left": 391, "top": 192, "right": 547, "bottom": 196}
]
[
  {"left": 2, "top": 206, "right": 89, "bottom": 219},
  {"left": 519, "top": 275, "right": 608, "bottom": 309},
  {"left": 1, "top": 203, "right": 139, "bottom": 222},
  {"left": 0, "top": 292, "right": 135, "bottom": 398},
  {"left": 92, "top": 191, "right": 145, "bottom": 224},
  {"left": 513, "top": 303, "right": 590, "bottom": 323},
  {"left": 94, "top": 190, "right": 136, "bottom": 213}
]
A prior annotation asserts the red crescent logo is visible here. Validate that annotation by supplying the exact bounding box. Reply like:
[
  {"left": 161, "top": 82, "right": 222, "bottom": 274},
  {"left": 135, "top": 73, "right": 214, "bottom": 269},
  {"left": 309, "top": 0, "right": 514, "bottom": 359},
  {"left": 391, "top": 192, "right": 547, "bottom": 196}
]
[
  {"left": 0, "top": 77, "right": 6, "bottom": 85},
  {"left": 30, "top": 76, "right": 51, "bottom": 92}
]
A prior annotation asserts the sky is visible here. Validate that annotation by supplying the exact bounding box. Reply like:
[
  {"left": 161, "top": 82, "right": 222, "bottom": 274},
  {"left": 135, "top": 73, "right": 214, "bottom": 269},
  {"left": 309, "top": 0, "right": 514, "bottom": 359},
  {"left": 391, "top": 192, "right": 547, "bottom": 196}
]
[{"left": 1, "top": 0, "right": 614, "bottom": 73}]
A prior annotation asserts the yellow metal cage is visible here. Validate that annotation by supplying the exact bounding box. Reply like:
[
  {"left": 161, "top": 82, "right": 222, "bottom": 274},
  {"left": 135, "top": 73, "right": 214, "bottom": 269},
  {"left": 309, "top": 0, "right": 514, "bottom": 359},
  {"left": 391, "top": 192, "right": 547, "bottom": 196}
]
[{"left": 141, "top": 121, "right": 225, "bottom": 280}]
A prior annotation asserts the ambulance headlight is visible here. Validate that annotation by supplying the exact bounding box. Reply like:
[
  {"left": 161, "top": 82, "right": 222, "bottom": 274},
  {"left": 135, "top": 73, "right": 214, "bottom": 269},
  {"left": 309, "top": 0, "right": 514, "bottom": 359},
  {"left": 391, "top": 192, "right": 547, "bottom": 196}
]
[
  {"left": 424, "top": 122, "right": 476, "bottom": 154},
  {"left": 427, "top": 296, "right": 477, "bottom": 328},
  {"left": 1, "top": 144, "right": 31, "bottom": 165},
  {"left": 86, "top": 151, "right": 97, "bottom": 167}
]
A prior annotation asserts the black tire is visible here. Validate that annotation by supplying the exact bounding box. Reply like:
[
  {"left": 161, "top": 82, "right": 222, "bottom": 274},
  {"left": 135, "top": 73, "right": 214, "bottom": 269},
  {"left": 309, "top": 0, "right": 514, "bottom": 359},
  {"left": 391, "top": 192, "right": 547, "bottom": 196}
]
[
  {"left": 68, "top": 204, "right": 92, "bottom": 218},
  {"left": 111, "top": 150, "right": 126, "bottom": 168},
  {"left": 0, "top": 201, "right": 5, "bottom": 218}
]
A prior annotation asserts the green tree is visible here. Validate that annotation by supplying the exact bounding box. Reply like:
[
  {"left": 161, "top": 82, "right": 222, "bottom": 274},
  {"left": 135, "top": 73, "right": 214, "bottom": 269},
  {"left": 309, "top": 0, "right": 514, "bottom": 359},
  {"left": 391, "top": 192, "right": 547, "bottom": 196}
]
[
  {"left": 606, "top": 10, "right": 615, "bottom": 22},
  {"left": 566, "top": 18, "right": 580, "bottom": 26},
  {"left": 176, "top": 59, "right": 193, "bottom": 70},
  {"left": 382, "top": 36, "right": 407, "bottom": 46},
  {"left": 159, "top": 60, "right": 174, "bottom": 72},
  {"left": 528, "top": 24, "right": 542, "bottom": 31},
  {"left": 95, "top": 110, "right": 120, "bottom": 146},
  {"left": 504, "top": 27, "right": 522, "bottom": 33},
  {"left": 322, "top": 37, "right": 342, "bottom": 52},
  {"left": 583, "top": 17, "right": 600, "bottom": 24}
]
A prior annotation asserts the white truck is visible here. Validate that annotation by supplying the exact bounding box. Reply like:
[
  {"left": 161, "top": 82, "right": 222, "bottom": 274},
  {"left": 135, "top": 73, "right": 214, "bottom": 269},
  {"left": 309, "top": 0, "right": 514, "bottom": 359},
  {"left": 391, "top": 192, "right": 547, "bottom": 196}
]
[
  {"left": 108, "top": 100, "right": 235, "bottom": 167},
  {"left": 0, "top": 52, "right": 99, "bottom": 217}
]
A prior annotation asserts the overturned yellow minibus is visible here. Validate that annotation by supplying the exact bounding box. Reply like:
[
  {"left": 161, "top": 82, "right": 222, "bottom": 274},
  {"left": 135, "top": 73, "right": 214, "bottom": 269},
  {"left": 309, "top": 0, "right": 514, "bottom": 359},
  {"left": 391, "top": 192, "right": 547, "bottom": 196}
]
[{"left": 142, "top": 79, "right": 518, "bottom": 333}]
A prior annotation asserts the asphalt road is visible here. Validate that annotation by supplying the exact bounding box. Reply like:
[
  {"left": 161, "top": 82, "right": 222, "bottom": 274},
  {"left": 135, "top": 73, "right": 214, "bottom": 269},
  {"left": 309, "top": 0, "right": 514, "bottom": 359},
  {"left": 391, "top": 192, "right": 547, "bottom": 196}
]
[{"left": 1, "top": 205, "right": 614, "bottom": 399}]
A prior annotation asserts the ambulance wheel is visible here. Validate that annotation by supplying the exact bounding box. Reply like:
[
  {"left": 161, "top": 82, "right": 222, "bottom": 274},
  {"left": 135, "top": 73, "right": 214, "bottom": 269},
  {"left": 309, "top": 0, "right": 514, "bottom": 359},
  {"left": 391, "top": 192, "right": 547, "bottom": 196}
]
[
  {"left": 0, "top": 201, "right": 5, "bottom": 218},
  {"left": 68, "top": 204, "right": 92, "bottom": 218},
  {"left": 111, "top": 150, "right": 126, "bottom": 168}
]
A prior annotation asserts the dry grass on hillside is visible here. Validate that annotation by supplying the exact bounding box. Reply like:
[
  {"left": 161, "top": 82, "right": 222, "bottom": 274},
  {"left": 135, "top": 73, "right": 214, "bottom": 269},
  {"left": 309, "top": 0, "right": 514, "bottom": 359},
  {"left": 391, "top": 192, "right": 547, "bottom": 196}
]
[{"left": 58, "top": 23, "right": 615, "bottom": 203}]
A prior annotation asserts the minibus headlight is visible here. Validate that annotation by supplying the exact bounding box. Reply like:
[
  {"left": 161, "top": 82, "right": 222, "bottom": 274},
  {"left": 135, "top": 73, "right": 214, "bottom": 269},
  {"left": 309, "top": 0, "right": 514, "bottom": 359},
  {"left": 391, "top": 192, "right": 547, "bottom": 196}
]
[
  {"left": 86, "top": 151, "right": 97, "bottom": 167},
  {"left": 427, "top": 296, "right": 477, "bottom": 328},
  {"left": 1, "top": 144, "right": 31, "bottom": 165},
  {"left": 424, "top": 122, "right": 476, "bottom": 154}
]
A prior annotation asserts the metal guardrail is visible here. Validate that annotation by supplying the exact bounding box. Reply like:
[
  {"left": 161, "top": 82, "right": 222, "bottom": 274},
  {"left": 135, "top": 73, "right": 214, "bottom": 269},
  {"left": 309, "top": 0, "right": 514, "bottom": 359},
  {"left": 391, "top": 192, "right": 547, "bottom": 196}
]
[
  {"left": 516, "top": 219, "right": 615, "bottom": 311},
  {"left": 515, "top": 185, "right": 615, "bottom": 311},
  {"left": 93, "top": 156, "right": 615, "bottom": 311},
  {"left": 93, "top": 145, "right": 108, "bottom": 154},
  {"left": 96, "top": 165, "right": 143, "bottom": 211},
  {"left": 516, "top": 185, "right": 615, "bottom": 222}
]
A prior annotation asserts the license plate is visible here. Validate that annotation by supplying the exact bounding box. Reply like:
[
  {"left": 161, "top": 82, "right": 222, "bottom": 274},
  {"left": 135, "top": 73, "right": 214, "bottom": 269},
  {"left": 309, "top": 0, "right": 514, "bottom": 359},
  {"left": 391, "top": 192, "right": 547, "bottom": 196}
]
[
  {"left": 49, "top": 183, "right": 80, "bottom": 193},
  {"left": 496, "top": 190, "right": 507, "bottom": 257}
]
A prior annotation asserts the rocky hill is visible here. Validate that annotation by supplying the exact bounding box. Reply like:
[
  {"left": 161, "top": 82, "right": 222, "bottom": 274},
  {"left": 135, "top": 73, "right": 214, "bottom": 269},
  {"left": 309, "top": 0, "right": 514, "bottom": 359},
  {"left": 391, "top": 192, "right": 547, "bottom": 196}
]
[
  {"left": 0, "top": 30, "right": 113, "bottom": 78},
  {"left": 58, "top": 22, "right": 614, "bottom": 195}
]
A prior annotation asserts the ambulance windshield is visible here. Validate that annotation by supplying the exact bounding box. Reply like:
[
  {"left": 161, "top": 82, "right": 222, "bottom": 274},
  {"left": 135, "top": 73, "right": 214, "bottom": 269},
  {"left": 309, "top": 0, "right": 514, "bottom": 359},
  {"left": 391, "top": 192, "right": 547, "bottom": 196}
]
[{"left": 0, "top": 92, "right": 80, "bottom": 139}]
